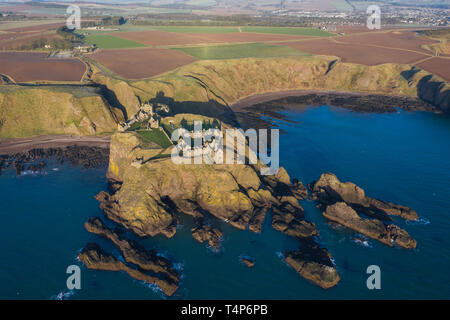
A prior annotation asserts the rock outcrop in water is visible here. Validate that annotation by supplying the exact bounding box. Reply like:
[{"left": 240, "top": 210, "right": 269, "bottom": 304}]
[
  {"left": 324, "top": 202, "right": 417, "bottom": 249},
  {"left": 78, "top": 243, "right": 179, "bottom": 296},
  {"left": 94, "top": 129, "right": 340, "bottom": 289},
  {"left": 310, "top": 173, "right": 418, "bottom": 249},
  {"left": 284, "top": 239, "right": 340, "bottom": 289},
  {"left": 191, "top": 219, "right": 223, "bottom": 252},
  {"left": 84, "top": 217, "right": 180, "bottom": 284},
  {"left": 310, "top": 173, "right": 419, "bottom": 221}
]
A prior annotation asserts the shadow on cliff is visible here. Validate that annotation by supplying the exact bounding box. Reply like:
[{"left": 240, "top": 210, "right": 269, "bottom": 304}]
[
  {"left": 149, "top": 91, "right": 240, "bottom": 127},
  {"left": 401, "top": 67, "right": 450, "bottom": 113},
  {"left": 98, "top": 84, "right": 129, "bottom": 121}
]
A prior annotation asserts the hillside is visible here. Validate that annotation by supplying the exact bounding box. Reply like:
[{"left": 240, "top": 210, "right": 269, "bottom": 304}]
[
  {"left": 0, "top": 55, "right": 448, "bottom": 139},
  {"left": 131, "top": 56, "right": 449, "bottom": 113},
  {"left": 0, "top": 86, "right": 120, "bottom": 139}
]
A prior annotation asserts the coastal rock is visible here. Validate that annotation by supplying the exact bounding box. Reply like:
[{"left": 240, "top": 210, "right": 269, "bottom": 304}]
[
  {"left": 240, "top": 256, "right": 255, "bottom": 268},
  {"left": 191, "top": 219, "right": 223, "bottom": 252},
  {"left": 292, "top": 178, "right": 309, "bottom": 200},
  {"left": 310, "top": 173, "right": 419, "bottom": 221},
  {"left": 78, "top": 243, "right": 178, "bottom": 296},
  {"left": 284, "top": 240, "right": 340, "bottom": 289},
  {"left": 0, "top": 146, "right": 109, "bottom": 175},
  {"left": 84, "top": 217, "right": 180, "bottom": 283},
  {"left": 323, "top": 202, "right": 417, "bottom": 249}
]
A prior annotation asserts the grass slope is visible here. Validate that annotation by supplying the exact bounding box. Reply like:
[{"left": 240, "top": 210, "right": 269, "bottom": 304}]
[{"left": 83, "top": 34, "right": 147, "bottom": 49}]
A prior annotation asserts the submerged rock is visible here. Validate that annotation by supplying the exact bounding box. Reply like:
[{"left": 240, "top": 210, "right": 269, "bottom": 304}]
[
  {"left": 240, "top": 256, "right": 255, "bottom": 268},
  {"left": 78, "top": 243, "right": 179, "bottom": 296},
  {"left": 310, "top": 173, "right": 419, "bottom": 221},
  {"left": 324, "top": 202, "right": 417, "bottom": 249}
]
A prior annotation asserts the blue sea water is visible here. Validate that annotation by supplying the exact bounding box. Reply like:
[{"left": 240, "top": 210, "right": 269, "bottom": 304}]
[{"left": 0, "top": 105, "right": 449, "bottom": 299}]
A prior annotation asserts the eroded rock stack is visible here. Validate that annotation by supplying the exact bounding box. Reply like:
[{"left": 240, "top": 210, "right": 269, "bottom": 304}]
[{"left": 310, "top": 173, "right": 418, "bottom": 249}]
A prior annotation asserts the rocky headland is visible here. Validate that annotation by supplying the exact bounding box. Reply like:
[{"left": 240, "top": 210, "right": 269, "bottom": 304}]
[{"left": 91, "top": 128, "right": 340, "bottom": 290}]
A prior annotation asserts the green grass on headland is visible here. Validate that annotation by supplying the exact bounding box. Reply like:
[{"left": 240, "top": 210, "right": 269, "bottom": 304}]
[
  {"left": 174, "top": 43, "right": 311, "bottom": 60},
  {"left": 83, "top": 34, "right": 146, "bottom": 49},
  {"left": 137, "top": 129, "right": 172, "bottom": 148},
  {"left": 241, "top": 26, "right": 335, "bottom": 37}
]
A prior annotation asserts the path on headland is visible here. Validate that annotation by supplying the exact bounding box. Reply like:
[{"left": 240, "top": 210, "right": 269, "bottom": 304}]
[{"left": 0, "top": 135, "right": 111, "bottom": 155}]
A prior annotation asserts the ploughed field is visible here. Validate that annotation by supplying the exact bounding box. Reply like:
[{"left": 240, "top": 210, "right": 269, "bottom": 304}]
[
  {"left": 335, "top": 30, "right": 439, "bottom": 54},
  {"left": 0, "top": 52, "right": 86, "bottom": 82},
  {"left": 88, "top": 48, "right": 196, "bottom": 79},
  {"left": 416, "top": 57, "right": 450, "bottom": 82},
  {"left": 0, "top": 22, "right": 63, "bottom": 50},
  {"left": 279, "top": 39, "right": 428, "bottom": 65},
  {"left": 109, "top": 30, "right": 317, "bottom": 47}
]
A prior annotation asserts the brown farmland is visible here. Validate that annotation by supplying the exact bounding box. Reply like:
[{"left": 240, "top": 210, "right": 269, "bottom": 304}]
[
  {"left": 338, "top": 30, "right": 438, "bottom": 54},
  {"left": 279, "top": 39, "right": 428, "bottom": 65},
  {"left": 89, "top": 48, "right": 196, "bottom": 79},
  {"left": 0, "top": 33, "right": 59, "bottom": 50},
  {"left": 4, "top": 23, "right": 63, "bottom": 33},
  {"left": 416, "top": 57, "right": 450, "bottom": 82},
  {"left": 110, "top": 31, "right": 313, "bottom": 47},
  {"left": 0, "top": 52, "right": 86, "bottom": 82}
]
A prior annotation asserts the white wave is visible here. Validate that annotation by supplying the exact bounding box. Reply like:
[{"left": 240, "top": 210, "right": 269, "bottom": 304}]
[
  {"left": 51, "top": 289, "right": 75, "bottom": 300},
  {"left": 406, "top": 217, "right": 430, "bottom": 226}
]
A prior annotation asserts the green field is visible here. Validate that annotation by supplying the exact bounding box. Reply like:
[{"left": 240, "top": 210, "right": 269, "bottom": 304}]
[
  {"left": 174, "top": 43, "right": 310, "bottom": 60},
  {"left": 137, "top": 130, "right": 172, "bottom": 148},
  {"left": 147, "top": 26, "right": 239, "bottom": 33},
  {"left": 333, "top": 1, "right": 353, "bottom": 10},
  {"left": 83, "top": 34, "right": 146, "bottom": 49},
  {"left": 241, "top": 27, "right": 335, "bottom": 37}
]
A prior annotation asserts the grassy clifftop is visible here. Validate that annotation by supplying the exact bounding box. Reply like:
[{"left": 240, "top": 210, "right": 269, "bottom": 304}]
[
  {"left": 131, "top": 56, "right": 448, "bottom": 110},
  {"left": 0, "top": 86, "right": 119, "bottom": 139},
  {"left": 0, "top": 55, "right": 448, "bottom": 139}
]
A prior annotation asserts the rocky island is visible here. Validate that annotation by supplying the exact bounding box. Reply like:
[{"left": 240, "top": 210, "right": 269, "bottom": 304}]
[{"left": 310, "top": 173, "right": 418, "bottom": 249}]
